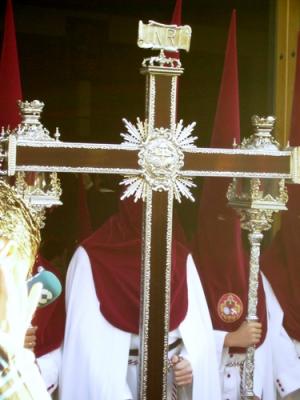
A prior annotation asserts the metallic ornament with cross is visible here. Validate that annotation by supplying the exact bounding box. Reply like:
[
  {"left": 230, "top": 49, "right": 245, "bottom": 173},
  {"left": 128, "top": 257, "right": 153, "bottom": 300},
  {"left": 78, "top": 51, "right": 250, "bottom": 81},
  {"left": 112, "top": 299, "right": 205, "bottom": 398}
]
[{"left": 1, "top": 20, "right": 300, "bottom": 400}]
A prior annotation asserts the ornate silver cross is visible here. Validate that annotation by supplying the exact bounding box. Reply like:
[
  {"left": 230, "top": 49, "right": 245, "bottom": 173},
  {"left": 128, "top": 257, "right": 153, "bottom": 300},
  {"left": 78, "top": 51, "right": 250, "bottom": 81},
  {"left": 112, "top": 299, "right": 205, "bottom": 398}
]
[{"left": 1, "top": 21, "right": 300, "bottom": 399}]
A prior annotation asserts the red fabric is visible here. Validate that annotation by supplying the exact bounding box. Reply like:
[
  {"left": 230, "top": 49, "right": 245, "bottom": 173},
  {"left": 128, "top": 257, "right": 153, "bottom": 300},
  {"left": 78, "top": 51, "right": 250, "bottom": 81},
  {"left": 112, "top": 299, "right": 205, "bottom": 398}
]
[
  {"left": 261, "top": 33, "right": 300, "bottom": 341},
  {"left": 82, "top": 197, "right": 188, "bottom": 334},
  {"left": 171, "top": 0, "right": 182, "bottom": 24},
  {"left": 165, "top": 0, "right": 182, "bottom": 60},
  {"left": 192, "top": 11, "right": 267, "bottom": 350},
  {"left": 32, "top": 255, "right": 65, "bottom": 358},
  {"left": 0, "top": 0, "right": 22, "bottom": 129},
  {"left": 289, "top": 34, "right": 300, "bottom": 150},
  {"left": 164, "top": 0, "right": 182, "bottom": 120},
  {"left": 77, "top": 175, "right": 93, "bottom": 242}
]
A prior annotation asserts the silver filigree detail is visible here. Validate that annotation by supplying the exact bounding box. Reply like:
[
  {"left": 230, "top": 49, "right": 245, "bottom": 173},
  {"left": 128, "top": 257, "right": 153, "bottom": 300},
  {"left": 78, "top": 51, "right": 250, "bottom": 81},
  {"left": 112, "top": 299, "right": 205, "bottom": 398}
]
[
  {"left": 170, "top": 76, "right": 177, "bottom": 129},
  {"left": 14, "top": 171, "right": 62, "bottom": 228},
  {"left": 184, "top": 147, "right": 291, "bottom": 156},
  {"left": 149, "top": 75, "right": 156, "bottom": 130},
  {"left": 139, "top": 187, "right": 152, "bottom": 400},
  {"left": 120, "top": 118, "right": 197, "bottom": 202},
  {"left": 244, "top": 345, "right": 256, "bottom": 398},
  {"left": 241, "top": 115, "right": 280, "bottom": 151},
  {"left": 290, "top": 146, "right": 300, "bottom": 183},
  {"left": 17, "top": 141, "right": 138, "bottom": 150},
  {"left": 7, "top": 134, "right": 17, "bottom": 176},
  {"left": 163, "top": 189, "right": 174, "bottom": 398},
  {"left": 182, "top": 170, "right": 290, "bottom": 179},
  {"left": 16, "top": 165, "right": 141, "bottom": 175},
  {"left": 14, "top": 172, "right": 46, "bottom": 228},
  {"left": 227, "top": 177, "right": 288, "bottom": 222},
  {"left": 242, "top": 230, "right": 263, "bottom": 398},
  {"left": 120, "top": 118, "right": 148, "bottom": 147},
  {"left": 1, "top": 101, "right": 64, "bottom": 223},
  {"left": 227, "top": 115, "right": 289, "bottom": 399},
  {"left": 247, "top": 232, "right": 263, "bottom": 320},
  {"left": 142, "top": 50, "right": 182, "bottom": 68},
  {"left": 138, "top": 189, "right": 174, "bottom": 400},
  {"left": 12, "top": 100, "right": 56, "bottom": 142}
]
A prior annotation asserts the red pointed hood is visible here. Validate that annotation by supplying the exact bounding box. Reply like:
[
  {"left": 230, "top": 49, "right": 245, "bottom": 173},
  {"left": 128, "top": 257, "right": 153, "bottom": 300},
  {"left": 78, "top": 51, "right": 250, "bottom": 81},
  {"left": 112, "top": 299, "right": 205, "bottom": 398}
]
[
  {"left": 193, "top": 11, "right": 267, "bottom": 349},
  {"left": 0, "top": 0, "right": 22, "bottom": 129},
  {"left": 261, "top": 32, "right": 300, "bottom": 341},
  {"left": 165, "top": 0, "right": 182, "bottom": 60},
  {"left": 171, "top": 0, "right": 182, "bottom": 25}
]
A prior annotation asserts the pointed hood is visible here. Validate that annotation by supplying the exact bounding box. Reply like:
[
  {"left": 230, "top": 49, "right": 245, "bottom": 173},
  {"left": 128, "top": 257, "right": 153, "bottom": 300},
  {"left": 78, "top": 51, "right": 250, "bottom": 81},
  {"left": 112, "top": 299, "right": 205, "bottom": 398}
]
[
  {"left": 261, "top": 32, "right": 300, "bottom": 341},
  {"left": 193, "top": 11, "right": 267, "bottom": 348},
  {"left": 165, "top": 0, "right": 182, "bottom": 60},
  {"left": 289, "top": 34, "right": 300, "bottom": 148},
  {"left": 0, "top": 0, "right": 22, "bottom": 129},
  {"left": 171, "top": 0, "right": 182, "bottom": 25},
  {"left": 200, "top": 9, "right": 240, "bottom": 209}
]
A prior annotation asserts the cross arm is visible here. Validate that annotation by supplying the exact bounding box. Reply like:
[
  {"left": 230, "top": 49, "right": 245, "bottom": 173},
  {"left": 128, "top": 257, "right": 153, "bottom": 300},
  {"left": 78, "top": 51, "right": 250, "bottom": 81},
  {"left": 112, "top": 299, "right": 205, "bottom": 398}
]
[
  {"left": 3, "top": 137, "right": 299, "bottom": 183},
  {"left": 183, "top": 147, "right": 293, "bottom": 179},
  {"left": 4, "top": 138, "right": 140, "bottom": 176}
]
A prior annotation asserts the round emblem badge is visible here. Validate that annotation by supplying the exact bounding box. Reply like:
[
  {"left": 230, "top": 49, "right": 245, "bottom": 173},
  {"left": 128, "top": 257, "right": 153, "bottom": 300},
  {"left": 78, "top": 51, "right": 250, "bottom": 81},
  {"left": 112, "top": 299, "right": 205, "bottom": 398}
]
[{"left": 217, "top": 293, "right": 243, "bottom": 323}]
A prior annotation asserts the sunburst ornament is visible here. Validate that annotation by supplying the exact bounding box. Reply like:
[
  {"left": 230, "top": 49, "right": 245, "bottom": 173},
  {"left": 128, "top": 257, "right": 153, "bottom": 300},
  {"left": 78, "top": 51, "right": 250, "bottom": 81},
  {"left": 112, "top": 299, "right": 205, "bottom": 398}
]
[{"left": 120, "top": 118, "right": 197, "bottom": 202}]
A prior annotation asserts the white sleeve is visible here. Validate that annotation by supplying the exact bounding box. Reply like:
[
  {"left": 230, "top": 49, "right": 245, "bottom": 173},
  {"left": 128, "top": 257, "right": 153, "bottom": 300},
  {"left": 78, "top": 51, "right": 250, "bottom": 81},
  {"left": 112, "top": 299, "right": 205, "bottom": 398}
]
[
  {"left": 262, "top": 273, "right": 300, "bottom": 397},
  {"left": 178, "top": 254, "right": 222, "bottom": 400},
  {"left": 37, "top": 347, "right": 61, "bottom": 394},
  {"left": 213, "top": 330, "right": 228, "bottom": 366}
]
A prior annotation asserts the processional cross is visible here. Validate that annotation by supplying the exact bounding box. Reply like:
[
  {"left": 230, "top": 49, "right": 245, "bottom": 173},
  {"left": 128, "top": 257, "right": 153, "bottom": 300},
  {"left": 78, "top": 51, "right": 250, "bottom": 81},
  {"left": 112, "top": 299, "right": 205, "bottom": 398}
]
[{"left": 1, "top": 21, "right": 300, "bottom": 400}]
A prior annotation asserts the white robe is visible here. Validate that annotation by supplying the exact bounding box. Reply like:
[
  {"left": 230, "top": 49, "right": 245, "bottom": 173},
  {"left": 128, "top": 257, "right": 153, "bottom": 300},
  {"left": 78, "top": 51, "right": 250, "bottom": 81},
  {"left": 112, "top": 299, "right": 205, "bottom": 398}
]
[
  {"left": 59, "top": 247, "right": 221, "bottom": 400},
  {"left": 262, "top": 275, "right": 300, "bottom": 398},
  {"left": 37, "top": 347, "right": 61, "bottom": 394},
  {"left": 214, "top": 273, "right": 300, "bottom": 400}
]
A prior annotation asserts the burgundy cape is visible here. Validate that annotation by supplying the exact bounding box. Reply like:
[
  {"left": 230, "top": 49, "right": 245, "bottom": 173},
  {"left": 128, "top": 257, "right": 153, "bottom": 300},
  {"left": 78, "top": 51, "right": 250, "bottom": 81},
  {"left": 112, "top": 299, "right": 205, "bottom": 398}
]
[
  {"left": 192, "top": 11, "right": 267, "bottom": 350},
  {"left": 32, "top": 255, "right": 65, "bottom": 358},
  {"left": 82, "top": 198, "right": 189, "bottom": 334},
  {"left": 261, "top": 33, "right": 300, "bottom": 342}
]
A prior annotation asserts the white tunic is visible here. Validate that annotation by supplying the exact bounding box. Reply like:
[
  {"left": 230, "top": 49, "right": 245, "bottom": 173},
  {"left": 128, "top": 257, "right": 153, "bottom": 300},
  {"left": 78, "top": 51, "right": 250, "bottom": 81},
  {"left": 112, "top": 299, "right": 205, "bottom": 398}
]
[
  {"left": 214, "top": 273, "right": 300, "bottom": 400},
  {"left": 215, "top": 330, "right": 275, "bottom": 400},
  {"left": 37, "top": 347, "right": 61, "bottom": 394},
  {"left": 262, "top": 275, "right": 300, "bottom": 398},
  {"left": 59, "top": 248, "right": 221, "bottom": 400}
]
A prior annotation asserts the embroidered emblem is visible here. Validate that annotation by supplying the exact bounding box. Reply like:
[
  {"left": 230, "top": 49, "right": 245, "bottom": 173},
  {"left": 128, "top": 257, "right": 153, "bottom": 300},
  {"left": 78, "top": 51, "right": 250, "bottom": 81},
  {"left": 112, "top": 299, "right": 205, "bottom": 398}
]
[{"left": 217, "top": 293, "right": 243, "bottom": 323}]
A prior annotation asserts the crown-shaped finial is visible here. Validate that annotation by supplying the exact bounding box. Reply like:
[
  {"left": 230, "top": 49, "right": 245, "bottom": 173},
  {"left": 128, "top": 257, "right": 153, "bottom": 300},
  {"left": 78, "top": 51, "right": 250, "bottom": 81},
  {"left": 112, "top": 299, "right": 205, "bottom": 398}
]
[
  {"left": 19, "top": 100, "right": 44, "bottom": 119},
  {"left": 12, "top": 100, "right": 54, "bottom": 142},
  {"left": 251, "top": 115, "right": 276, "bottom": 136},
  {"left": 240, "top": 115, "right": 279, "bottom": 151}
]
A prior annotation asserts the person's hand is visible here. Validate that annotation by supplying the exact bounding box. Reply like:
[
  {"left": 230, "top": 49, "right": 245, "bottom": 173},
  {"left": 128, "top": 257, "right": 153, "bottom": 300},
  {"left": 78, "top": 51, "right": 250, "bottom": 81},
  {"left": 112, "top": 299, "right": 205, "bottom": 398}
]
[
  {"left": 171, "top": 355, "right": 193, "bottom": 387},
  {"left": 224, "top": 321, "right": 262, "bottom": 348},
  {"left": 24, "top": 326, "right": 38, "bottom": 350}
]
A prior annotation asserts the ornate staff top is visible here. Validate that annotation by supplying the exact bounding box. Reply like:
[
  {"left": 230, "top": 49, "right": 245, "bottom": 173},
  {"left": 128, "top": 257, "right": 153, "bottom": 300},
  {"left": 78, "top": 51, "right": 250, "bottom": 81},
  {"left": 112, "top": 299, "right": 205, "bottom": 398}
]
[{"left": 138, "top": 20, "right": 191, "bottom": 52}]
